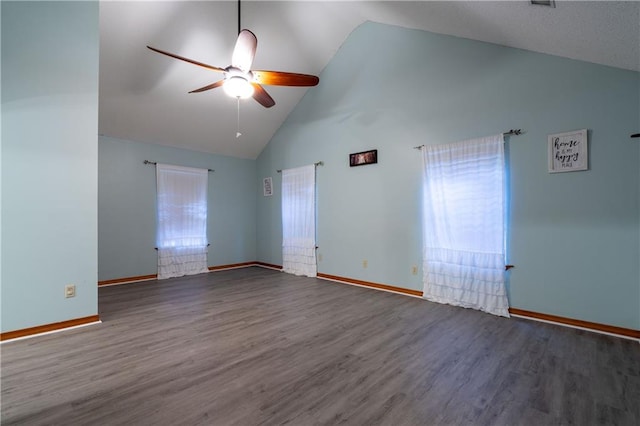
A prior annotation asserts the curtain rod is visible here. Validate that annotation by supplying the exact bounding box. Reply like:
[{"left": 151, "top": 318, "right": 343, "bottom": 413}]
[
  {"left": 143, "top": 160, "right": 214, "bottom": 172},
  {"left": 277, "top": 161, "right": 324, "bottom": 173},
  {"left": 413, "top": 129, "right": 523, "bottom": 150}
]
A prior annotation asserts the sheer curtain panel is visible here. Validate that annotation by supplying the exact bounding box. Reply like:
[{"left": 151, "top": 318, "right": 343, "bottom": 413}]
[
  {"left": 421, "top": 134, "right": 510, "bottom": 317},
  {"left": 156, "top": 163, "right": 209, "bottom": 280},
  {"left": 281, "top": 164, "right": 317, "bottom": 277}
]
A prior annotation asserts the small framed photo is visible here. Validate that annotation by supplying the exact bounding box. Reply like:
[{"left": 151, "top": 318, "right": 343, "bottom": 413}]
[
  {"left": 349, "top": 149, "right": 378, "bottom": 167},
  {"left": 548, "top": 129, "right": 588, "bottom": 173},
  {"left": 263, "top": 177, "right": 273, "bottom": 196}
]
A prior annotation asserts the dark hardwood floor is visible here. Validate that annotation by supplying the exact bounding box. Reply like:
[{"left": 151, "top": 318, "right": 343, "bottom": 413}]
[{"left": 1, "top": 267, "right": 638, "bottom": 425}]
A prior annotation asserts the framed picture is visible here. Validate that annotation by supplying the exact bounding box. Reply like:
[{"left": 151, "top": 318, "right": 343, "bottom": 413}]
[
  {"left": 548, "top": 129, "right": 588, "bottom": 173},
  {"left": 263, "top": 177, "right": 273, "bottom": 196},
  {"left": 349, "top": 149, "right": 378, "bottom": 167}
]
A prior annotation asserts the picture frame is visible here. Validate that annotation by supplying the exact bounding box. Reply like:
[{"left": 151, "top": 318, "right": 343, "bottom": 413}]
[
  {"left": 349, "top": 149, "right": 378, "bottom": 167},
  {"left": 548, "top": 129, "right": 588, "bottom": 173},
  {"left": 263, "top": 177, "right": 273, "bottom": 196}
]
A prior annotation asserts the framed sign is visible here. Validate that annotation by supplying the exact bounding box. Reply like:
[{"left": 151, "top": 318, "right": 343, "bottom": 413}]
[
  {"left": 263, "top": 177, "right": 273, "bottom": 196},
  {"left": 350, "top": 149, "right": 377, "bottom": 167},
  {"left": 548, "top": 129, "right": 588, "bottom": 173}
]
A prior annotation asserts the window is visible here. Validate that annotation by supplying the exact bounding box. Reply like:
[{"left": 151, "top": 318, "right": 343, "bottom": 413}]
[
  {"left": 281, "top": 164, "right": 317, "bottom": 277},
  {"left": 156, "top": 163, "right": 209, "bottom": 279},
  {"left": 421, "top": 134, "right": 510, "bottom": 317}
]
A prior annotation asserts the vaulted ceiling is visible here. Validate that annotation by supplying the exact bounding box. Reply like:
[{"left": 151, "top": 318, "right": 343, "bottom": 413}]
[{"left": 99, "top": 1, "right": 640, "bottom": 159}]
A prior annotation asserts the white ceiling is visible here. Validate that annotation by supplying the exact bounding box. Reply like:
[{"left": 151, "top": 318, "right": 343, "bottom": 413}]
[{"left": 99, "top": 1, "right": 640, "bottom": 159}]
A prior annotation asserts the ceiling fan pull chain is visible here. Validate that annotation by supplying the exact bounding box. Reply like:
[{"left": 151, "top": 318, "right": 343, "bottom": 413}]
[{"left": 236, "top": 98, "right": 242, "bottom": 138}]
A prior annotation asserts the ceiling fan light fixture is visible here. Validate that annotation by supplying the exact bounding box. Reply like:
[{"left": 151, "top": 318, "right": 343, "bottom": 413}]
[{"left": 223, "top": 76, "right": 254, "bottom": 99}]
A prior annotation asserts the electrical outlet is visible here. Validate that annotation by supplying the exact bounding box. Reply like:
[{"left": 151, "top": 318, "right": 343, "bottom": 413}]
[
  {"left": 65, "top": 284, "right": 76, "bottom": 298},
  {"left": 318, "top": 253, "right": 323, "bottom": 262},
  {"left": 363, "top": 259, "right": 368, "bottom": 268},
  {"left": 412, "top": 265, "right": 418, "bottom": 275}
]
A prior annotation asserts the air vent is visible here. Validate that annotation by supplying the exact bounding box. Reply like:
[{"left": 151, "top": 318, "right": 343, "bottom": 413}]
[{"left": 531, "top": 0, "right": 556, "bottom": 7}]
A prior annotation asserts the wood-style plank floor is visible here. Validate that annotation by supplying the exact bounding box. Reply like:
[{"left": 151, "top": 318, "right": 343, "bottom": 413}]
[{"left": 2, "top": 267, "right": 639, "bottom": 425}]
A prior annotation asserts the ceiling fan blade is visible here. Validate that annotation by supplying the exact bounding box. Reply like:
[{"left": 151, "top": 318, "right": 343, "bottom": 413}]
[
  {"left": 251, "top": 83, "right": 275, "bottom": 108},
  {"left": 252, "top": 70, "right": 319, "bottom": 87},
  {"left": 231, "top": 30, "right": 257, "bottom": 71},
  {"left": 147, "top": 46, "right": 225, "bottom": 73},
  {"left": 189, "top": 80, "right": 225, "bottom": 93}
]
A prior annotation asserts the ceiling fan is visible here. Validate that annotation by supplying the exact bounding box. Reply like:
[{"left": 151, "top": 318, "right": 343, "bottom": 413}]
[{"left": 146, "top": 1, "right": 319, "bottom": 108}]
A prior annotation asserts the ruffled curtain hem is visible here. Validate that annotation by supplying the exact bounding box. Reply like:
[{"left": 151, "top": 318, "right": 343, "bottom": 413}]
[
  {"left": 423, "top": 286, "right": 510, "bottom": 317},
  {"left": 423, "top": 259, "right": 510, "bottom": 317},
  {"left": 283, "top": 242, "right": 316, "bottom": 277},
  {"left": 158, "top": 246, "right": 208, "bottom": 280}
]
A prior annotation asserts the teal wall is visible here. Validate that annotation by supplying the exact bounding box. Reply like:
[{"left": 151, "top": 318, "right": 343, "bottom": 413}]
[
  {"left": 2, "top": 13, "right": 638, "bottom": 334},
  {"left": 98, "top": 136, "right": 256, "bottom": 281},
  {"left": 1, "top": 2, "right": 99, "bottom": 332},
  {"left": 256, "top": 22, "right": 640, "bottom": 330}
]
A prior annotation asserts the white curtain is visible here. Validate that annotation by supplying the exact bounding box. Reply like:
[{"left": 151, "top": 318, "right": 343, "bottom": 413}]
[
  {"left": 282, "top": 164, "right": 317, "bottom": 277},
  {"left": 421, "top": 134, "right": 510, "bottom": 317},
  {"left": 156, "top": 163, "right": 209, "bottom": 280}
]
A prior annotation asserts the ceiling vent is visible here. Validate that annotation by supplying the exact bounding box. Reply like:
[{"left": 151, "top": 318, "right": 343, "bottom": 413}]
[{"left": 531, "top": 0, "right": 556, "bottom": 7}]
